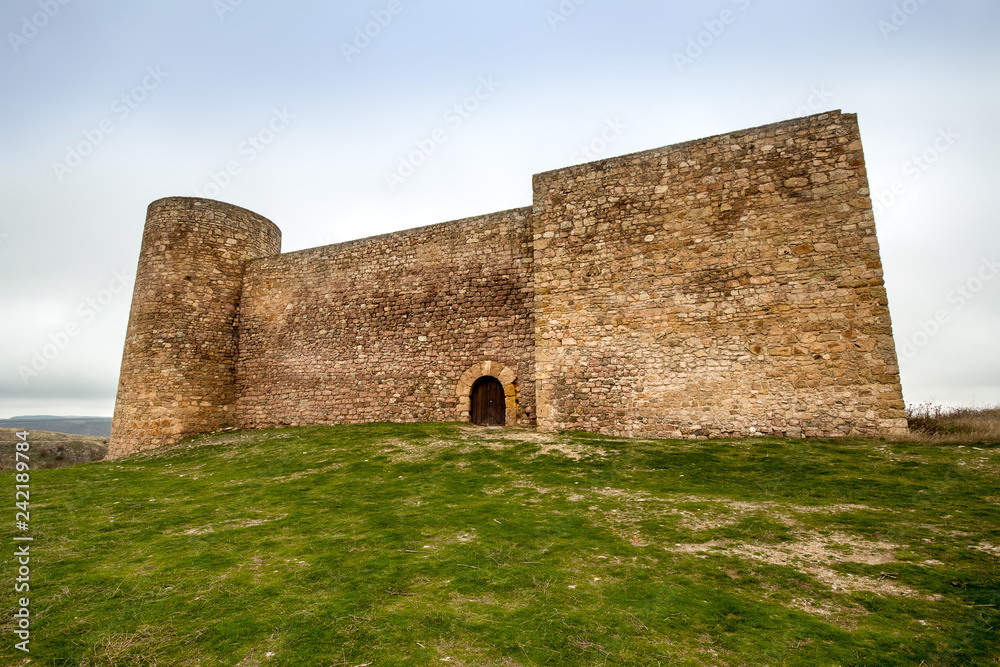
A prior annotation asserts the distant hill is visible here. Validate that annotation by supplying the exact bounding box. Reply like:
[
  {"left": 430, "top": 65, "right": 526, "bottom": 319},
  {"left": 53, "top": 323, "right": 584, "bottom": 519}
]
[
  {"left": 0, "top": 415, "right": 112, "bottom": 437},
  {"left": 0, "top": 428, "right": 108, "bottom": 469}
]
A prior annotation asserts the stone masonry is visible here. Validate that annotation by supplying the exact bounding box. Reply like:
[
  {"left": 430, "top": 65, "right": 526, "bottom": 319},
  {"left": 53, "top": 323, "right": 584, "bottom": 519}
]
[
  {"left": 109, "top": 199, "right": 281, "bottom": 457},
  {"left": 533, "top": 112, "right": 905, "bottom": 439},
  {"left": 235, "top": 208, "right": 536, "bottom": 430},
  {"left": 107, "top": 111, "right": 908, "bottom": 459}
]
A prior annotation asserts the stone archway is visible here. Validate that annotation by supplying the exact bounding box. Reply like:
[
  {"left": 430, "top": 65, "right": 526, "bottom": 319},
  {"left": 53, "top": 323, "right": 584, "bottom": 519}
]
[{"left": 456, "top": 361, "right": 517, "bottom": 425}]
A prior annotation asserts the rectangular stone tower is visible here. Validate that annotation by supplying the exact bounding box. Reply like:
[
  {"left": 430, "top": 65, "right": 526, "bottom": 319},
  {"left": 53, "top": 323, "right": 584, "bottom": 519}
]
[{"left": 532, "top": 111, "right": 907, "bottom": 438}]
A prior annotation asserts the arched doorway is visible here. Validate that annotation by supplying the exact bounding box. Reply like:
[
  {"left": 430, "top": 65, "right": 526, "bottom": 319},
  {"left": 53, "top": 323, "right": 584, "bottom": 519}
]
[
  {"left": 456, "top": 361, "right": 518, "bottom": 425},
  {"left": 471, "top": 376, "right": 506, "bottom": 426}
]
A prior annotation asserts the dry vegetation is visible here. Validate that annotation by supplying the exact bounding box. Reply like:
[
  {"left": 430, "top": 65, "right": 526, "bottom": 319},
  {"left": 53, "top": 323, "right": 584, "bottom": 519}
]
[
  {"left": 906, "top": 404, "right": 1000, "bottom": 443},
  {"left": 0, "top": 428, "right": 107, "bottom": 469}
]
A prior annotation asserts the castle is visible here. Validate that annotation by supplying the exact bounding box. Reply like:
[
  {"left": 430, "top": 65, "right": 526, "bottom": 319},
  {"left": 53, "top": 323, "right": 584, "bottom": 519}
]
[{"left": 107, "top": 111, "right": 908, "bottom": 459}]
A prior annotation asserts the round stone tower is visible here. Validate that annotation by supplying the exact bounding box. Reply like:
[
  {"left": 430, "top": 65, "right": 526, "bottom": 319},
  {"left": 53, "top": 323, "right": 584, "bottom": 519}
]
[{"left": 107, "top": 197, "right": 281, "bottom": 459}]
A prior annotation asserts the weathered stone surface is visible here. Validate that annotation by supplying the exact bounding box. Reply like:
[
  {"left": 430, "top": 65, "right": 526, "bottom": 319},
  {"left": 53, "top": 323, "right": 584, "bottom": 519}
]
[
  {"left": 532, "top": 111, "right": 906, "bottom": 439},
  {"left": 235, "top": 209, "right": 536, "bottom": 431},
  {"left": 107, "top": 198, "right": 281, "bottom": 459},
  {"left": 108, "top": 111, "right": 907, "bottom": 458}
]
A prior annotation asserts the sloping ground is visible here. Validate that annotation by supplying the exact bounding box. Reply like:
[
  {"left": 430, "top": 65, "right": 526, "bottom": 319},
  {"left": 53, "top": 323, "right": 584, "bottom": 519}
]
[
  {"left": 0, "top": 428, "right": 108, "bottom": 469},
  {"left": 2, "top": 424, "right": 998, "bottom": 666}
]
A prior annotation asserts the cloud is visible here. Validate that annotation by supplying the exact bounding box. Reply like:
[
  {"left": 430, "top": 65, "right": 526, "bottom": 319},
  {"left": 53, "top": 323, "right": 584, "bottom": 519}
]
[{"left": 2, "top": 1, "right": 998, "bottom": 416}]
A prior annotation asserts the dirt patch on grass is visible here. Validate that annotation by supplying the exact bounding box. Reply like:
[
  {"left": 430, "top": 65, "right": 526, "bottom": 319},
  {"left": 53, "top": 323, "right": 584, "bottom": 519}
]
[
  {"left": 457, "top": 427, "right": 607, "bottom": 461},
  {"left": 456, "top": 426, "right": 557, "bottom": 444},
  {"left": 667, "top": 532, "right": 935, "bottom": 600},
  {"left": 379, "top": 438, "right": 459, "bottom": 462},
  {"left": 167, "top": 513, "right": 288, "bottom": 536},
  {"left": 529, "top": 441, "right": 607, "bottom": 461},
  {"left": 785, "top": 596, "right": 868, "bottom": 622},
  {"left": 405, "top": 529, "right": 481, "bottom": 554},
  {"left": 589, "top": 487, "right": 875, "bottom": 531},
  {"left": 481, "top": 479, "right": 555, "bottom": 499},
  {"left": 579, "top": 488, "right": 935, "bottom": 607},
  {"left": 972, "top": 541, "right": 1000, "bottom": 557},
  {"left": 270, "top": 462, "right": 345, "bottom": 482},
  {"left": 378, "top": 433, "right": 569, "bottom": 463}
]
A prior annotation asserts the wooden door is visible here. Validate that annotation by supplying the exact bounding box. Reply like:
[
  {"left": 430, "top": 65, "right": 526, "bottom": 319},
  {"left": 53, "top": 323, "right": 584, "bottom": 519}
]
[{"left": 471, "top": 377, "right": 506, "bottom": 426}]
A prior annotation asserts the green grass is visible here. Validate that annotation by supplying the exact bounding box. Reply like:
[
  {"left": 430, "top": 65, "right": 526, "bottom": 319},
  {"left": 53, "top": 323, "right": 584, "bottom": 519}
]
[{"left": 2, "top": 424, "right": 999, "bottom": 666}]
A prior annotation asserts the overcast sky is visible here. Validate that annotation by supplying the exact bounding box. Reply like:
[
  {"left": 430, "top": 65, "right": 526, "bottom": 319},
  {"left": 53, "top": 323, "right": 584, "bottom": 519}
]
[{"left": 1, "top": 0, "right": 998, "bottom": 418}]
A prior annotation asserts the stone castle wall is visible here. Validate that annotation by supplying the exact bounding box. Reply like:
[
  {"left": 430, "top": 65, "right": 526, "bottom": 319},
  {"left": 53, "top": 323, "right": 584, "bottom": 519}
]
[
  {"left": 234, "top": 208, "right": 536, "bottom": 429},
  {"left": 108, "top": 198, "right": 281, "bottom": 458},
  {"left": 108, "top": 111, "right": 907, "bottom": 458},
  {"left": 532, "top": 111, "right": 907, "bottom": 438}
]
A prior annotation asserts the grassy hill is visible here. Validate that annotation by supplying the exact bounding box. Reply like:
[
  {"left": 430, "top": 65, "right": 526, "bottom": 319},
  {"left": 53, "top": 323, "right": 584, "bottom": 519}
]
[{"left": 2, "top": 423, "right": 998, "bottom": 666}]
